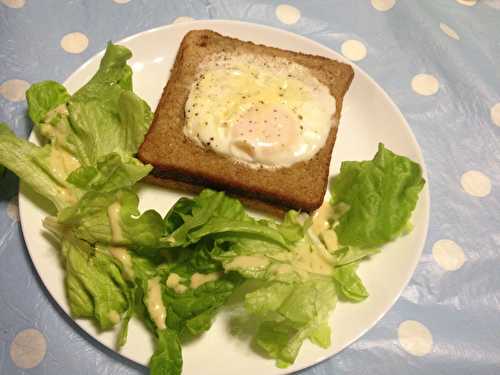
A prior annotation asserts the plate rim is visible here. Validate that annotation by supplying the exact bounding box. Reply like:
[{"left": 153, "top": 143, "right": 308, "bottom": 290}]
[{"left": 18, "top": 19, "right": 430, "bottom": 374}]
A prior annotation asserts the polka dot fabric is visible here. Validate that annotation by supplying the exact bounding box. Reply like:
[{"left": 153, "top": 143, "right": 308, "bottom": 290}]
[{"left": 1, "top": 1, "right": 499, "bottom": 375}]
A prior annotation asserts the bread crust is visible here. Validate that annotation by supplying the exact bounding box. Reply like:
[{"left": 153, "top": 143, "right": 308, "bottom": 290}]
[{"left": 138, "top": 29, "right": 354, "bottom": 212}]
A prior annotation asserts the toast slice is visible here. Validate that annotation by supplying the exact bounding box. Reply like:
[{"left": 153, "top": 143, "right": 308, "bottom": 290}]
[{"left": 138, "top": 30, "right": 354, "bottom": 215}]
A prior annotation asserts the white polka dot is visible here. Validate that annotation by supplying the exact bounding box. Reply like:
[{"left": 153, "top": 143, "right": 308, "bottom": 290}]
[
  {"left": 432, "top": 239, "right": 465, "bottom": 271},
  {"left": 341, "top": 40, "right": 367, "bottom": 61},
  {"left": 60, "top": 32, "right": 89, "bottom": 54},
  {"left": 173, "top": 16, "right": 195, "bottom": 24},
  {"left": 398, "top": 320, "right": 433, "bottom": 356},
  {"left": 411, "top": 74, "right": 439, "bottom": 96},
  {"left": 0, "top": 79, "right": 29, "bottom": 102},
  {"left": 490, "top": 102, "right": 500, "bottom": 126},
  {"left": 113, "top": 0, "right": 131, "bottom": 3},
  {"left": 371, "top": 0, "right": 396, "bottom": 12},
  {"left": 461, "top": 170, "right": 491, "bottom": 197},
  {"left": 1, "top": 0, "right": 25, "bottom": 8},
  {"left": 7, "top": 195, "right": 19, "bottom": 222},
  {"left": 439, "top": 23, "right": 460, "bottom": 40},
  {"left": 275, "top": 4, "right": 301, "bottom": 25},
  {"left": 10, "top": 329, "right": 47, "bottom": 369},
  {"left": 456, "top": 0, "right": 477, "bottom": 6}
]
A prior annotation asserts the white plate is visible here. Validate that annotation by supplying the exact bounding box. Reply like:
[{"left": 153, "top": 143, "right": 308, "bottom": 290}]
[{"left": 19, "top": 20, "right": 429, "bottom": 375}]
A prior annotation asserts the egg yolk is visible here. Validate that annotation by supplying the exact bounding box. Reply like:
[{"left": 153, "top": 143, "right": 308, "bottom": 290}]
[{"left": 230, "top": 105, "right": 301, "bottom": 164}]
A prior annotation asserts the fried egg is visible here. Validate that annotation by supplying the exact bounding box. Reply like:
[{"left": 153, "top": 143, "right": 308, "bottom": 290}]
[{"left": 184, "top": 52, "right": 336, "bottom": 168}]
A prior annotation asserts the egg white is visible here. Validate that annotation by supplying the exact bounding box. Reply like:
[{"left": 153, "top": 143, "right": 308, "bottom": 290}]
[{"left": 184, "top": 52, "right": 336, "bottom": 168}]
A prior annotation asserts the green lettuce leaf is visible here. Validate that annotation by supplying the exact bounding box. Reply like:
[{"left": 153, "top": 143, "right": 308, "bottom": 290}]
[
  {"left": 66, "top": 43, "right": 152, "bottom": 164},
  {"left": 0, "top": 123, "right": 82, "bottom": 210},
  {"left": 245, "top": 279, "right": 336, "bottom": 368},
  {"left": 331, "top": 143, "right": 425, "bottom": 248},
  {"left": 333, "top": 262, "right": 368, "bottom": 302},
  {"left": 213, "top": 225, "right": 335, "bottom": 284},
  {"left": 55, "top": 189, "right": 164, "bottom": 250},
  {"left": 149, "top": 329, "right": 183, "bottom": 375},
  {"left": 62, "top": 234, "right": 130, "bottom": 330},
  {"left": 160, "top": 242, "right": 243, "bottom": 337},
  {"left": 66, "top": 152, "right": 152, "bottom": 192},
  {"left": 26, "top": 80, "right": 70, "bottom": 125},
  {"left": 25, "top": 43, "right": 152, "bottom": 169},
  {"left": 165, "top": 189, "right": 301, "bottom": 249},
  {"left": 209, "top": 210, "right": 337, "bottom": 367},
  {"left": 73, "top": 42, "right": 133, "bottom": 98},
  {"left": 334, "top": 246, "right": 380, "bottom": 267}
]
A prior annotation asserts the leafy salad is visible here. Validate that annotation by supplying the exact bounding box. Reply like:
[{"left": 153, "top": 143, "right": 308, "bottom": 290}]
[{"left": 0, "top": 43, "right": 425, "bottom": 375}]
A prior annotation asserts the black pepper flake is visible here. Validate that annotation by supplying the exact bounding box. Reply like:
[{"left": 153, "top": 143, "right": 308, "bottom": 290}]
[
  {"left": 298, "top": 115, "right": 303, "bottom": 120},
  {"left": 300, "top": 125, "right": 304, "bottom": 130},
  {"left": 195, "top": 113, "right": 199, "bottom": 116},
  {"left": 210, "top": 137, "right": 214, "bottom": 141}
]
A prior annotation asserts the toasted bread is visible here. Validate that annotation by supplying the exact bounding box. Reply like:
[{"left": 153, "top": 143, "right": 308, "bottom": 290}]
[{"left": 138, "top": 30, "right": 354, "bottom": 214}]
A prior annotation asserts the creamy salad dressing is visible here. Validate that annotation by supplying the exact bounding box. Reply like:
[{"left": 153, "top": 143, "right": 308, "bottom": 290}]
[
  {"left": 49, "top": 147, "right": 80, "bottom": 182},
  {"left": 320, "top": 229, "right": 338, "bottom": 251},
  {"left": 56, "top": 186, "right": 78, "bottom": 206},
  {"left": 107, "top": 202, "right": 124, "bottom": 243},
  {"left": 146, "top": 277, "right": 166, "bottom": 330},
  {"left": 312, "top": 201, "right": 333, "bottom": 235},
  {"left": 41, "top": 104, "right": 70, "bottom": 144},
  {"left": 226, "top": 255, "right": 270, "bottom": 270},
  {"left": 166, "top": 273, "right": 188, "bottom": 294},
  {"left": 293, "top": 241, "right": 334, "bottom": 276},
  {"left": 108, "top": 310, "right": 121, "bottom": 324},
  {"left": 270, "top": 263, "right": 293, "bottom": 275},
  {"left": 110, "top": 246, "right": 134, "bottom": 279},
  {"left": 190, "top": 272, "right": 221, "bottom": 289}
]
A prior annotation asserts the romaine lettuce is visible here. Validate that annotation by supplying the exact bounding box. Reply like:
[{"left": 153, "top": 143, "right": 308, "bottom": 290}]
[{"left": 331, "top": 143, "right": 425, "bottom": 247}]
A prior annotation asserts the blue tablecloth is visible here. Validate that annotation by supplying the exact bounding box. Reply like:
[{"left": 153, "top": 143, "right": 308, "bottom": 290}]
[{"left": 1, "top": 0, "right": 500, "bottom": 374}]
